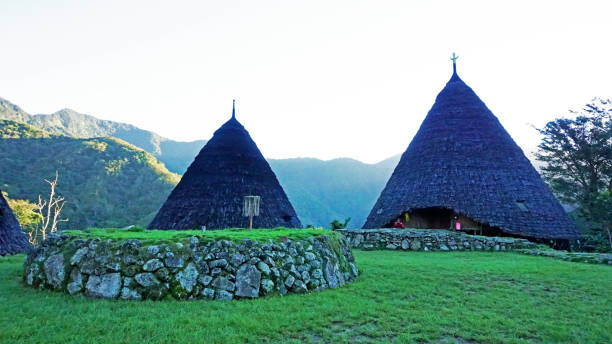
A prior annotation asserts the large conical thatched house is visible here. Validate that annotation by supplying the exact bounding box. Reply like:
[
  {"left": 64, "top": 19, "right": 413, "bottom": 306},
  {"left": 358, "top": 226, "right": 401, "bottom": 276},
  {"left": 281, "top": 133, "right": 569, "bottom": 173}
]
[
  {"left": 363, "top": 58, "right": 579, "bottom": 241},
  {"left": 0, "top": 190, "right": 30, "bottom": 255},
  {"left": 149, "top": 102, "right": 302, "bottom": 230}
]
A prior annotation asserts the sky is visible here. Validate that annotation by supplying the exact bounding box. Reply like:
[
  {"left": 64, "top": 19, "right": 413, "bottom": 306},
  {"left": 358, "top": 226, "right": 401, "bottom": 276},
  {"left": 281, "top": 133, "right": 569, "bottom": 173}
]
[{"left": 1, "top": 0, "right": 611, "bottom": 163}]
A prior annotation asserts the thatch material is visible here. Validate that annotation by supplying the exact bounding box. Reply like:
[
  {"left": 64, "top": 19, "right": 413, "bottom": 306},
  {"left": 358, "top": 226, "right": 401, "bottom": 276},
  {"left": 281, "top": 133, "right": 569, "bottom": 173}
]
[
  {"left": 149, "top": 104, "right": 302, "bottom": 230},
  {"left": 0, "top": 190, "right": 30, "bottom": 255},
  {"left": 363, "top": 70, "right": 580, "bottom": 240}
]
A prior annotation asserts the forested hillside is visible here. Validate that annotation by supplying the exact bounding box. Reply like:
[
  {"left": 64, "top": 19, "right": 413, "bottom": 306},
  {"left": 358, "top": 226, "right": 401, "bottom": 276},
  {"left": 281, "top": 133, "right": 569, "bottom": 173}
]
[
  {"left": 270, "top": 156, "right": 399, "bottom": 227},
  {"left": 1, "top": 97, "right": 403, "bottom": 228},
  {"left": 0, "top": 120, "right": 179, "bottom": 230},
  {"left": 0, "top": 97, "right": 205, "bottom": 174}
]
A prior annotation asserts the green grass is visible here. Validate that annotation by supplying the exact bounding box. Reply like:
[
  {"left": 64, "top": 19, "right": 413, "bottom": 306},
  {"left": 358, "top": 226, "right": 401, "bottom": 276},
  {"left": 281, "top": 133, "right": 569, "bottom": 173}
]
[
  {"left": 1, "top": 251, "right": 610, "bottom": 343},
  {"left": 62, "top": 227, "right": 337, "bottom": 244}
]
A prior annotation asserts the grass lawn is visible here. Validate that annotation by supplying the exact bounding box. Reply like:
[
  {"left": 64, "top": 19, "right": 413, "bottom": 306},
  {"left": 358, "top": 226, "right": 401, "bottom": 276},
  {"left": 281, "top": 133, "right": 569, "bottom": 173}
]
[
  {"left": 1, "top": 251, "right": 610, "bottom": 343},
  {"left": 62, "top": 227, "right": 337, "bottom": 244}
]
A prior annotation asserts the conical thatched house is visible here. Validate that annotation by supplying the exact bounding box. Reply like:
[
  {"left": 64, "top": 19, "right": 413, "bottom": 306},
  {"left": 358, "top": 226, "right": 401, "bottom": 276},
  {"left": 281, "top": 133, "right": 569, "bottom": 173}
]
[
  {"left": 0, "top": 191, "right": 30, "bottom": 255},
  {"left": 149, "top": 102, "right": 302, "bottom": 230},
  {"left": 363, "top": 60, "right": 579, "bottom": 241}
]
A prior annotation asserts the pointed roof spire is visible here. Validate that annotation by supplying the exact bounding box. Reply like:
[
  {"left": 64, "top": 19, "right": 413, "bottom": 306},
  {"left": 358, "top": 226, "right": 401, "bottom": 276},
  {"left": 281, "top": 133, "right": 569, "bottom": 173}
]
[
  {"left": 450, "top": 52, "right": 459, "bottom": 74},
  {"left": 232, "top": 99, "right": 236, "bottom": 119}
]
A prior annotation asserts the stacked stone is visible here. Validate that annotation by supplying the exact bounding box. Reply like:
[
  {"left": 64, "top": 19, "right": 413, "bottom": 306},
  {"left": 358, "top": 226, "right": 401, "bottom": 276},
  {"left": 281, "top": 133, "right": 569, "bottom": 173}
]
[
  {"left": 337, "top": 229, "right": 538, "bottom": 252},
  {"left": 23, "top": 233, "right": 359, "bottom": 300},
  {"left": 515, "top": 248, "right": 612, "bottom": 266}
]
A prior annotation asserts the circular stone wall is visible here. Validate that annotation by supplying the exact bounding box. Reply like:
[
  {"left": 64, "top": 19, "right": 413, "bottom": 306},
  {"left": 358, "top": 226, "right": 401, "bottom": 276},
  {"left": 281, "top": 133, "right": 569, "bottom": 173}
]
[{"left": 23, "top": 233, "right": 359, "bottom": 301}]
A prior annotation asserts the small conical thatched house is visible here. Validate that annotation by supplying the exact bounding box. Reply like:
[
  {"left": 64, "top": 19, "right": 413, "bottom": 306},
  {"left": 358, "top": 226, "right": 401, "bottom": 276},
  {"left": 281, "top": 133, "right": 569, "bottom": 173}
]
[
  {"left": 0, "top": 190, "right": 30, "bottom": 255},
  {"left": 363, "top": 59, "right": 579, "bottom": 240},
  {"left": 149, "top": 102, "right": 302, "bottom": 230}
]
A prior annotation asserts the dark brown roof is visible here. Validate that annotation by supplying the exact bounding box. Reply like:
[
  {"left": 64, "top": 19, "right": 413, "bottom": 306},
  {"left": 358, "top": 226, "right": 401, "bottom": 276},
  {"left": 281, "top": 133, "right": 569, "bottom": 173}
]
[
  {"left": 149, "top": 105, "right": 302, "bottom": 230},
  {"left": 363, "top": 70, "right": 580, "bottom": 240}
]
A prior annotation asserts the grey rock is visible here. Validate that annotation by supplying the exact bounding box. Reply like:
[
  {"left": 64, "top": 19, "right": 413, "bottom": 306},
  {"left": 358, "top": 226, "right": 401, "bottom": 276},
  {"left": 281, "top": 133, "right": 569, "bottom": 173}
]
[
  {"left": 176, "top": 262, "right": 199, "bottom": 293},
  {"left": 292, "top": 279, "right": 308, "bottom": 293},
  {"left": 211, "top": 268, "right": 222, "bottom": 275},
  {"left": 70, "top": 247, "right": 89, "bottom": 265},
  {"left": 235, "top": 264, "right": 261, "bottom": 298},
  {"left": 120, "top": 287, "right": 142, "bottom": 300},
  {"left": 86, "top": 273, "right": 121, "bottom": 299},
  {"left": 164, "top": 256, "right": 185, "bottom": 268},
  {"left": 301, "top": 271, "right": 311, "bottom": 284},
  {"left": 284, "top": 275, "right": 295, "bottom": 288},
  {"left": 440, "top": 244, "right": 449, "bottom": 251},
  {"left": 312, "top": 268, "right": 323, "bottom": 279},
  {"left": 26, "top": 264, "right": 39, "bottom": 286},
  {"left": 44, "top": 253, "right": 65, "bottom": 288},
  {"left": 143, "top": 259, "right": 164, "bottom": 272},
  {"left": 257, "top": 261, "right": 271, "bottom": 276},
  {"left": 386, "top": 244, "right": 397, "bottom": 250},
  {"left": 135, "top": 273, "right": 160, "bottom": 287},
  {"left": 212, "top": 277, "right": 235, "bottom": 291},
  {"left": 230, "top": 254, "right": 247, "bottom": 267},
  {"left": 324, "top": 260, "right": 339, "bottom": 289},
  {"left": 216, "top": 290, "right": 234, "bottom": 301},
  {"left": 210, "top": 259, "right": 228, "bottom": 269},
  {"left": 198, "top": 275, "right": 213, "bottom": 286},
  {"left": 401, "top": 240, "right": 410, "bottom": 250},
  {"left": 410, "top": 240, "right": 422, "bottom": 250},
  {"left": 67, "top": 281, "right": 82, "bottom": 295},
  {"left": 147, "top": 245, "right": 160, "bottom": 255},
  {"left": 201, "top": 288, "right": 215, "bottom": 299},
  {"left": 349, "top": 262, "right": 359, "bottom": 277},
  {"left": 261, "top": 279, "right": 275, "bottom": 294},
  {"left": 304, "top": 252, "right": 316, "bottom": 261},
  {"left": 175, "top": 242, "right": 184, "bottom": 250}
]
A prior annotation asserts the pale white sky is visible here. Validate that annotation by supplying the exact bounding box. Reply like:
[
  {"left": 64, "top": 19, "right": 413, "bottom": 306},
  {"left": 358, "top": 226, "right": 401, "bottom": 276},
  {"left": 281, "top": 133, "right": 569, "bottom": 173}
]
[{"left": 1, "top": 0, "right": 610, "bottom": 163}]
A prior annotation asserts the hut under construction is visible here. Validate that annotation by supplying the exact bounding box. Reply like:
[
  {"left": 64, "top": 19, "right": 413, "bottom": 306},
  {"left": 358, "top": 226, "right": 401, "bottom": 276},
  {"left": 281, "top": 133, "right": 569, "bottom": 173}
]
[
  {"left": 149, "top": 101, "right": 302, "bottom": 230},
  {"left": 0, "top": 190, "right": 30, "bottom": 255},
  {"left": 363, "top": 57, "right": 579, "bottom": 243}
]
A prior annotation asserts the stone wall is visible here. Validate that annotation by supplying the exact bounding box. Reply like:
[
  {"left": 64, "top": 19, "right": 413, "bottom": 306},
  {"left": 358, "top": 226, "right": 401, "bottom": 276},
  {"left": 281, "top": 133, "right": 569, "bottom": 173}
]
[
  {"left": 336, "top": 228, "right": 538, "bottom": 252},
  {"left": 23, "top": 233, "right": 358, "bottom": 301}
]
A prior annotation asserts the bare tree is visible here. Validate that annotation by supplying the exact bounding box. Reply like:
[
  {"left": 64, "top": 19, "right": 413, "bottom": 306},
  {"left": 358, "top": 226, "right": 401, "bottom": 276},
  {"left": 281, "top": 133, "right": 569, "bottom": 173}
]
[{"left": 34, "top": 171, "right": 68, "bottom": 242}]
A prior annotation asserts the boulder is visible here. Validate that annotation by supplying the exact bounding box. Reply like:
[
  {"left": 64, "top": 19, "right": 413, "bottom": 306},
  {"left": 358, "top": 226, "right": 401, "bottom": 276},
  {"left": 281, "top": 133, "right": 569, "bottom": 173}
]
[
  {"left": 235, "top": 264, "right": 261, "bottom": 298},
  {"left": 85, "top": 273, "right": 121, "bottom": 299},
  {"left": 44, "top": 253, "right": 65, "bottom": 288},
  {"left": 176, "top": 262, "right": 199, "bottom": 293}
]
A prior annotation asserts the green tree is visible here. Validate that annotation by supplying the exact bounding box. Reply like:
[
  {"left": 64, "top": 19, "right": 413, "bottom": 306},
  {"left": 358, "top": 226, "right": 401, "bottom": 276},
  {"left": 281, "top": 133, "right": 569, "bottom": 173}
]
[
  {"left": 330, "top": 217, "right": 351, "bottom": 230},
  {"left": 3, "top": 192, "right": 41, "bottom": 244},
  {"left": 536, "top": 98, "right": 612, "bottom": 250}
]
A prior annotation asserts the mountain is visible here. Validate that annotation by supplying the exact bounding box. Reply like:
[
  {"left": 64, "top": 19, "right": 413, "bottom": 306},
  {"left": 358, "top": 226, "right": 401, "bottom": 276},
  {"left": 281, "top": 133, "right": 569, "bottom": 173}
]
[
  {"left": 0, "top": 97, "right": 205, "bottom": 174},
  {"left": 0, "top": 120, "right": 179, "bottom": 230},
  {"left": 270, "top": 155, "right": 399, "bottom": 227},
  {"left": 0, "top": 97, "right": 402, "bottom": 228}
]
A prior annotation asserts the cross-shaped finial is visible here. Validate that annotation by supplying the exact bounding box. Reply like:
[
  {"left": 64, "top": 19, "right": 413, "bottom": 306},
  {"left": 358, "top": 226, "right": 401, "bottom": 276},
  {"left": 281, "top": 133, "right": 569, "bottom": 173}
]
[
  {"left": 450, "top": 52, "right": 458, "bottom": 74},
  {"left": 232, "top": 99, "right": 236, "bottom": 119}
]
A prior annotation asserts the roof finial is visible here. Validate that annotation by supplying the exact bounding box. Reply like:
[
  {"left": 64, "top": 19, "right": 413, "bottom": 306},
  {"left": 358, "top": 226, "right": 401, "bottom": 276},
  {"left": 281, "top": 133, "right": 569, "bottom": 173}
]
[
  {"left": 450, "top": 52, "right": 458, "bottom": 74},
  {"left": 232, "top": 99, "right": 236, "bottom": 119}
]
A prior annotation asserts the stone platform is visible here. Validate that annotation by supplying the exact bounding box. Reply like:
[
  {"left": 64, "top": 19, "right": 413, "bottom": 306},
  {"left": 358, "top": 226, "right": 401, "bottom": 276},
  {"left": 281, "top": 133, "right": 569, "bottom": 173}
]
[
  {"left": 23, "top": 232, "right": 358, "bottom": 301},
  {"left": 336, "top": 228, "right": 537, "bottom": 251}
]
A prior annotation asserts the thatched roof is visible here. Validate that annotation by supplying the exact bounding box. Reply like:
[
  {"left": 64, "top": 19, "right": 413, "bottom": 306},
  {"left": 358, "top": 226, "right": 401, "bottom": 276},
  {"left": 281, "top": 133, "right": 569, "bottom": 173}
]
[
  {"left": 149, "top": 103, "right": 302, "bottom": 230},
  {"left": 0, "top": 190, "right": 30, "bottom": 255},
  {"left": 363, "top": 69, "right": 580, "bottom": 240}
]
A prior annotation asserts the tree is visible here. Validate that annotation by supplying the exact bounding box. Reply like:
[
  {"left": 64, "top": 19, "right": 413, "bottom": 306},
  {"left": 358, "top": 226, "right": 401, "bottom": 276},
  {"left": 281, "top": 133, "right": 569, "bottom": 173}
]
[
  {"left": 330, "top": 217, "right": 351, "bottom": 230},
  {"left": 32, "top": 171, "right": 68, "bottom": 244},
  {"left": 4, "top": 194, "right": 41, "bottom": 244},
  {"left": 536, "top": 98, "right": 612, "bottom": 250}
]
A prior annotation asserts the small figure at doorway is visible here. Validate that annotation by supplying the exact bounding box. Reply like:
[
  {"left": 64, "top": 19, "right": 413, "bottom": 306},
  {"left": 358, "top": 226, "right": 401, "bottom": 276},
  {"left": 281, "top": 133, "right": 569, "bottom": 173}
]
[
  {"left": 451, "top": 215, "right": 462, "bottom": 231},
  {"left": 393, "top": 218, "right": 405, "bottom": 229}
]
